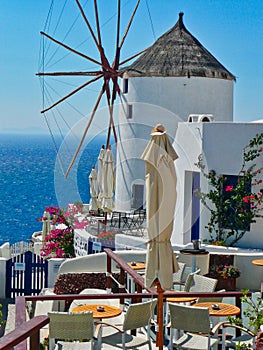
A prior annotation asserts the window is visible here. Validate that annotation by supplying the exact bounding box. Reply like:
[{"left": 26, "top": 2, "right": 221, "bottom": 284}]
[
  {"left": 123, "top": 78, "right": 128, "bottom": 93},
  {"left": 126, "top": 104, "right": 132, "bottom": 119},
  {"left": 131, "top": 184, "right": 144, "bottom": 209}
]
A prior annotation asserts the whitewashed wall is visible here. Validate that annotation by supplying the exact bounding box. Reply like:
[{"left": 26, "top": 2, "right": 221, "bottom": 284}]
[
  {"left": 122, "top": 76, "right": 233, "bottom": 122},
  {"left": 115, "top": 76, "right": 233, "bottom": 212},
  {"left": 173, "top": 122, "right": 263, "bottom": 249},
  {"left": 173, "top": 122, "right": 203, "bottom": 245}
]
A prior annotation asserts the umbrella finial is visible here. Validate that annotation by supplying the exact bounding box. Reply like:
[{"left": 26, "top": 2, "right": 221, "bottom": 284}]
[{"left": 150, "top": 124, "right": 167, "bottom": 136}]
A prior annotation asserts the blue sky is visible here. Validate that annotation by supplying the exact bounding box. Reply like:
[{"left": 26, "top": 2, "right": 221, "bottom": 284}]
[{"left": 1, "top": 0, "right": 262, "bottom": 134}]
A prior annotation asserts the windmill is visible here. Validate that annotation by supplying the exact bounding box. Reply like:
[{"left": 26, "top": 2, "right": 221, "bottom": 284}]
[{"left": 37, "top": 0, "right": 146, "bottom": 177}]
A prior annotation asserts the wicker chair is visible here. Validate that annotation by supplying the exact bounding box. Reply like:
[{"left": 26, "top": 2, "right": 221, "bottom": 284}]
[
  {"left": 68, "top": 288, "right": 108, "bottom": 311},
  {"left": 184, "top": 273, "right": 218, "bottom": 296},
  {"left": 197, "top": 289, "right": 225, "bottom": 304},
  {"left": 98, "top": 299, "right": 157, "bottom": 349},
  {"left": 48, "top": 311, "right": 100, "bottom": 350},
  {"left": 172, "top": 262, "right": 186, "bottom": 290},
  {"left": 220, "top": 322, "right": 256, "bottom": 349},
  {"left": 168, "top": 303, "right": 221, "bottom": 349}
]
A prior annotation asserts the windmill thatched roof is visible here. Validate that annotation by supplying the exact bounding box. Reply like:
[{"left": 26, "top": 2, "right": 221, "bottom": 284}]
[{"left": 122, "top": 13, "right": 235, "bottom": 80}]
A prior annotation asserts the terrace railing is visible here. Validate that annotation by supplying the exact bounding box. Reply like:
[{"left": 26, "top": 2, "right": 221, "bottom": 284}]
[{"left": 0, "top": 248, "right": 250, "bottom": 350}]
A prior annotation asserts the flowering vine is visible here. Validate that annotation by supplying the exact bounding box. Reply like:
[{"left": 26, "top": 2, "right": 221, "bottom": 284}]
[
  {"left": 39, "top": 203, "right": 88, "bottom": 259},
  {"left": 41, "top": 226, "right": 75, "bottom": 258},
  {"left": 195, "top": 133, "right": 263, "bottom": 246}
]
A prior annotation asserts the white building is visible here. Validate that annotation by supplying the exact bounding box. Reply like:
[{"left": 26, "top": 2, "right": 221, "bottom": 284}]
[
  {"left": 174, "top": 122, "right": 263, "bottom": 249},
  {"left": 115, "top": 13, "right": 263, "bottom": 248}
]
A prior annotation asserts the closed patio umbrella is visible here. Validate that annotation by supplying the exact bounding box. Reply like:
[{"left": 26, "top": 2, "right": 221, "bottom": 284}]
[
  {"left": 89, "top": 166, "right": 98, "bottom": 211},
  {"left": 102, "top": 146, "right": 115, "bottom": 213},
  {"left": 97, "top": 145, "right": 106, "bottom": 209},
  {"left": 42, "top": 210, "right": 51, "bottom": 241},
  {"left": 141, "top": 123, "right": 179, "bottom": 349}
]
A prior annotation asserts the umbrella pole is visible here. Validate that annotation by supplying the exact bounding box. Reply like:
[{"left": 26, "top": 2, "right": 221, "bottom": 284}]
[
  {"left": 156, "top": 279, "right": 164, "bottom": 350},
  {"left": 104, "top": 212, "right": 107, "bottom": 231}
]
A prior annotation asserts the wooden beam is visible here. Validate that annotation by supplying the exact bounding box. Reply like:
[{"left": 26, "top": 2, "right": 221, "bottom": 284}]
[
  {"left": 36, "top": 71, "right": 102, "bottom": 77},
  {"left": 65, "top": 87, "right": 104, "bottom": 177},
  {"left": 119, "top": 0, "right": 141, "bottom": 50},
  {"left": 40, "top": 31, "right": 101, "bottom": 66},
  {"left": 41, "top": 74, "right": 103, "bottom": 113},
  {"left": 75, "top": 0, "right": 100, "bottom": 50}
]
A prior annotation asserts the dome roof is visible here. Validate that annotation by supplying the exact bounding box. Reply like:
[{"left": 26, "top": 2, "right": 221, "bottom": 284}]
[{"left": 122, "top": 13, "right": 235, "bottom": 80}]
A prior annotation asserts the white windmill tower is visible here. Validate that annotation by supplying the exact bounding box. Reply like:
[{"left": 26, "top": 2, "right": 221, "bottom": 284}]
[{"left": 115, "top": 12, "right": 235, "bottom": 212}]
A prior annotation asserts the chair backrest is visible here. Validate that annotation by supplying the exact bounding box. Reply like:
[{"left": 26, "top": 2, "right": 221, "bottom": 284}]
[
  {"left": 69, "top": 288, "right": 113, "bottom": 311},
  {"left": 79, "top": 288, "right": 108, "bottom": 295},
  {"left": 168, "top": 303, "right": 211, "bottom": 334},
  {"left": 48, "top": 311, "right": 94, "bottom": 340},
  {"left": 173, "top": 262, "right": 186, "bottom": 284},
  {"left": 184, "top": 273, "right": 218, "bottom": 293},
  {"left": 123, "top": 299, "right": 157, "bottom": 331},
  {"left": 197, "top": 289, "right": 225, "bottom": 303}
]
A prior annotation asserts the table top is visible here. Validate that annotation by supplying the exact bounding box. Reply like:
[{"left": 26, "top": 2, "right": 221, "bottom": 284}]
[
  {"left": 194, "top": 302, "right": 240, "bottom": 317},
  {"left": 166, "top": 291, "right": 197, "bottom": 303},
  {"left": 180, "top": 248, "right": 209, "bottom": 255},
  {"left": 252, "top": 259, "right": 263, "bottom": 266},
  {"left": 127, "top": 262, "right": 146, "bottom": 270},
  {"left": 167, "top": 296, "right": 197, "bottom": 303},
  {"left": 71, "top": 304, "right": 122, "bottom": 319}
]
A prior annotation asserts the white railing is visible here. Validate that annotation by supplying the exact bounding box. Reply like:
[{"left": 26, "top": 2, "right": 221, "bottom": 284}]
[{"left": 10, "top": 241, "right": 34, "bottom": 257}]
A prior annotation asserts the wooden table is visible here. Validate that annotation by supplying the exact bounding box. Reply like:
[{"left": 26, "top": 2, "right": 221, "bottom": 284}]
[
  {"left": 166, "top": 291, "right": 197, "bottom": 303},
  {"left": 127, "top": 262, "right": 146, "bottom": 293},
  {"left": 127, "top": 262, "right": 146, "bottom": 270},
  {"left": 71, "top": 304, "right": 122, "bottom": 319},
  {"left": 194, "top": 302, "right": 240, "bottom": 317},
  {"left": 252, "top": 259, "right": 263, "bottom": 266},
  {"left": 166, "top": 295, "right": 197, "bottom": 303}
]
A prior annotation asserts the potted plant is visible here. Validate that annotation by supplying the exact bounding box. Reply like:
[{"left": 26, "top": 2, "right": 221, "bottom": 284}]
[
  {"left": 218, "top": 265, "right": 241, "bottom": 279},
  {"left": 195, "top": 133, "right": 263, "bottom": 246},
  {"left": 209, "top": 264, "right": 240, "bottom": 290}
]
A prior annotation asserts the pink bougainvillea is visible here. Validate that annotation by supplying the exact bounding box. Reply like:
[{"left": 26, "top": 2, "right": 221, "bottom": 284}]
[{"left": 40, "top": 203, "right": 89, "bottom": 259}]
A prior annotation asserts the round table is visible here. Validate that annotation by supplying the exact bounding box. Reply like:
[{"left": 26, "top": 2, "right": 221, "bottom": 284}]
[
  {"left": 252, "top": 259, "right": 263, "bottom": 266},
  {"left": 127, "top": 262, "right": 146, "bottom": 293},
  {"left": 194, "top": 302, "right": 240, "bottom": 317},
  {"left": 71, "top": 304, "right": 122, "bottom": 319},
  {"left": 166, "top": 291, "right": 197, "bottom": 303},
  {"left": 127, "top": 262, "right": 146, "bottom": 270},
  {"left": 180, "top": 249, "right": 209, "bottom": 272},
  {"left": 167, "top": 296, "right": 197, "bottom": 303}
]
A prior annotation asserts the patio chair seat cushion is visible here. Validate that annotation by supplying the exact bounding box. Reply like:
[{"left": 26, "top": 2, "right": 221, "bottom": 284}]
[
  {"left": 224, "top": 333, "right": 255, "bottom": 348},
  {"left": 102, "top": 330, "right": 150, "bottom": 348},
  {"left": 173, "top": 332, "right": 219, "bottom": 349},
  {"left": 55, "top": 341, "right": 92, "bottom": 349}
]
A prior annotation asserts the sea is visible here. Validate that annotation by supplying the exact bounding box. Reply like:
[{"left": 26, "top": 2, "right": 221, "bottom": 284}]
[{"left": 0, "top": 133, "right": 105, "bottom": 246}]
